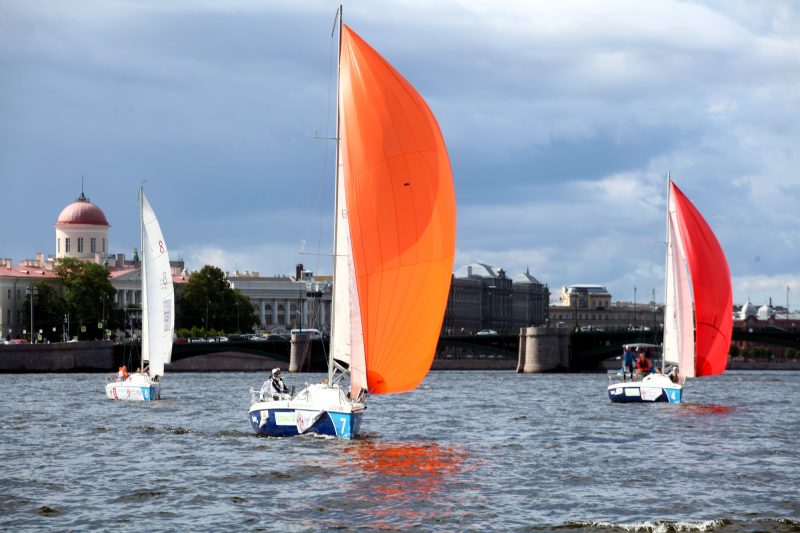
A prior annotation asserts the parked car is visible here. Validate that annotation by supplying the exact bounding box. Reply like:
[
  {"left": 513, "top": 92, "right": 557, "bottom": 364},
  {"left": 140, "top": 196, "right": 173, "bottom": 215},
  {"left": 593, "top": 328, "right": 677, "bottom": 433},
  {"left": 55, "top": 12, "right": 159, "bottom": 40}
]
[
  {"left": 476, "top": 330, "right": 498, "bottom": 336},
  {"left": 290, "top": 328, "right": 322, "bottom": 340}
]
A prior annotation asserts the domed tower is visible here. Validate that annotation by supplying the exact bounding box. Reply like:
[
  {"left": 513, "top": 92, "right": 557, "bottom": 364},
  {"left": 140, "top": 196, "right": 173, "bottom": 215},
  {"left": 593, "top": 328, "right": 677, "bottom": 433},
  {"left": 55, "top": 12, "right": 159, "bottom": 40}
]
[
  {"left": 55, "top": 191, "right": 110, "bottom": 261},
  {"left": 739, "top": 298, "right": 758, "bottom": 320},
  {"left": 757, "top": 301, "right": 775, "bottom": 320}
]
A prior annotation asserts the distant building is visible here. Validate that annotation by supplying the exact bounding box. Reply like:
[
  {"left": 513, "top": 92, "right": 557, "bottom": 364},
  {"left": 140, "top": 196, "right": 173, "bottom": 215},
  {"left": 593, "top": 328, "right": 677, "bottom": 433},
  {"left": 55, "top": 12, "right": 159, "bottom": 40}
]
[
  {"left": 0, "top": 191, "right": 185, "bottom": 340},
  {"left": 226, "top": 264, "right": 331, "bottom": 333},
  {"left": 549, "top": 284, "right": 663, "bottom": 332},
  {"left": 441, "top": 262, "right": 549, "bottom": 335},
  {"left": 559, "top": 284, "right": 611, "bottom": 310},
  {"left": 734, "top": 298, "right": 799, "bottom": 331}
]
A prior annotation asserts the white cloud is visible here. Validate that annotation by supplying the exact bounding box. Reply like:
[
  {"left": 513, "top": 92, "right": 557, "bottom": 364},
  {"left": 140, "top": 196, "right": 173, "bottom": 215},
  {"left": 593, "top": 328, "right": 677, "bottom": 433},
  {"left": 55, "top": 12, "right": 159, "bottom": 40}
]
[{"left": 2, "top": 0, "right": 798, "bottom": 312}]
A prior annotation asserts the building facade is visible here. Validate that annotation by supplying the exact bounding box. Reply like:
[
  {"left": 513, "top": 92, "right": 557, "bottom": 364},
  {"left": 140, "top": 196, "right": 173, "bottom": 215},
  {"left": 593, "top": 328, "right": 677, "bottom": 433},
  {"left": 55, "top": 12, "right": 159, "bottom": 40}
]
[
  {"left": 442, "top": 262, "right": 549, "bottom": 335},
  {"left": 226, "top": 265, "right": 332, "bottom": 333},
  {"left": 549, "top": 284, "right": 663, "bottom": 332}
]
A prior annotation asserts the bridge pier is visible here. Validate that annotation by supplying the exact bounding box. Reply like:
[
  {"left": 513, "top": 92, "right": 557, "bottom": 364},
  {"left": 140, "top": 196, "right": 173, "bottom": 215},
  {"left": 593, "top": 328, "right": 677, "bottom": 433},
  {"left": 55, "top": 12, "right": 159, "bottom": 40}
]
[
  {"left": 289, "top": 332, "right": 312, "bottom": 372},
  {"left": 517, "top": 326, "right": 570, "bottom": 372}
]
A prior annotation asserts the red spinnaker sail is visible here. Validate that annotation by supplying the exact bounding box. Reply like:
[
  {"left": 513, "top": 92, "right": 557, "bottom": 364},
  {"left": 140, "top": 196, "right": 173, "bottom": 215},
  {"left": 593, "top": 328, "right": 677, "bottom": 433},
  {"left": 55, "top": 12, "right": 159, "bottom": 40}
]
[
  {"left": 670, "top": 181, "right": 732, "bottom": 376},
  {"left": 339, "top": 25, "right": 457, "bottom": 394}
]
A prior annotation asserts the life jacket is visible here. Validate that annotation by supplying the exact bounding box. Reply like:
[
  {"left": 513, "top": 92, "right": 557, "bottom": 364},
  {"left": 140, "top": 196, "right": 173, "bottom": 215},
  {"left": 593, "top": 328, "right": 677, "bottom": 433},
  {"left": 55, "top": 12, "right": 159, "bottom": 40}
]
[{"left": 637, "top": 357, "right": 651, "bottom": 372}]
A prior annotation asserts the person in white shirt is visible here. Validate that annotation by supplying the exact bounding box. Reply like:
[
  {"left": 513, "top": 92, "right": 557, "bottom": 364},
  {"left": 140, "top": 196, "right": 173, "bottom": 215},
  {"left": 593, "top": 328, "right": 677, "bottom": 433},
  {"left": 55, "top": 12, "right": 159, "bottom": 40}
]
[{"left": 260, "top": 368, "right": 289, "bottom": 401}]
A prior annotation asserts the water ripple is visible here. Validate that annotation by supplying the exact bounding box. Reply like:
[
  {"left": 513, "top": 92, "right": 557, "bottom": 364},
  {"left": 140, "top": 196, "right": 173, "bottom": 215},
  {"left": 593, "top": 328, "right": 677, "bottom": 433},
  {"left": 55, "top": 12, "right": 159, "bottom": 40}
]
[{"left": 0, "top": 371, "right": 798, "bottom": 530}]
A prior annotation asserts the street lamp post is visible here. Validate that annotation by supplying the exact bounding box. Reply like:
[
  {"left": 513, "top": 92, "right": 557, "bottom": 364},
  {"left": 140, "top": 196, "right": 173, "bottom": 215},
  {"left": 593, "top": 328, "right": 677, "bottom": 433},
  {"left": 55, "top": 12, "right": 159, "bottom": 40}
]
[
  {"left": 26, "top": 286, "right": 38, "bottom": 343},
  {"left": 235, "top": 300, "right": 240, "bottom": 333}
]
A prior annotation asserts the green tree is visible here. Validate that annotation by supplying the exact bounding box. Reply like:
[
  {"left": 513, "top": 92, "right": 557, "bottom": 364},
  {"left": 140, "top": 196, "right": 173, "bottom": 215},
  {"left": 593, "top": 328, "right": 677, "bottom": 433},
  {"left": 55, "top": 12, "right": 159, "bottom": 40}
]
[
  {"left": 22, "top": 282, "right": 67, "bottom": 342},
  {"left": 177, "top": 265, "right": 256, "bottom": 334},
  {"left": 54, "top": 258, "right": 117, "bottom": 340}
]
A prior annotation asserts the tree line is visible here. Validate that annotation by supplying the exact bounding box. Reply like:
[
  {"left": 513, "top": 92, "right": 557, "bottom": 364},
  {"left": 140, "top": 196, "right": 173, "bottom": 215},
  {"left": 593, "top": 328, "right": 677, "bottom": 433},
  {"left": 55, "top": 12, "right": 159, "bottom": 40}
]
[{"left": 18, "top": 260, "right": 256, "bottom": 342}]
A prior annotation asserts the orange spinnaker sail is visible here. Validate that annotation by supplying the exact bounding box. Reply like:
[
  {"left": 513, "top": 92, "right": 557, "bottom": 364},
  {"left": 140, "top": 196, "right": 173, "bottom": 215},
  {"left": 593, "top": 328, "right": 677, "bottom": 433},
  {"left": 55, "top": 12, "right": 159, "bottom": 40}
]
[
  {"left": 670, "top": 181, "right": 732, "bottom": 376},
  {"left": 339, "top": 25, "right": 456, "bottom": 394}
]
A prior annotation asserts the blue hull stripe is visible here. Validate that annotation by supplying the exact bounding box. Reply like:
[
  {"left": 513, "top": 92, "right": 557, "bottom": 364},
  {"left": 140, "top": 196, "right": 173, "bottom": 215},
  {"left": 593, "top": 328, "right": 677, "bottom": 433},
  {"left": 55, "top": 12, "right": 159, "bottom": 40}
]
[{"left": 249, "top": 408, "right": 363, "bottom": 439}]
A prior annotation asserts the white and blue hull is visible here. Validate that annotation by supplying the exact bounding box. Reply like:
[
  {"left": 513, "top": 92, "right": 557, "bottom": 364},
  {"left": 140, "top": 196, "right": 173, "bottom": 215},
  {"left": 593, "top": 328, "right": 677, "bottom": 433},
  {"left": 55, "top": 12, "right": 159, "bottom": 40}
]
[
  {"left": 249, "top": 405, "right": 363, "bottom": 439},
  {"left": 105, "top": 381, "right": 160, "bottom": 401},
  {"left": 248, "top": 383, "right": 364, "bottom": 439},
  {"left": 608, "top": 374, "right": 682, "bottom": 403}
]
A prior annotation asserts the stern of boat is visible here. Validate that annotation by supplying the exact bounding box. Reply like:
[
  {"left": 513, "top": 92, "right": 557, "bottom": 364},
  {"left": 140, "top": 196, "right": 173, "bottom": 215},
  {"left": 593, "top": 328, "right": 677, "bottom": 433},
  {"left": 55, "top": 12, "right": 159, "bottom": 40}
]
[
  {"left": 105, "top": 374, "right": 160, "bottom": 401},
  {"left": 607, "top": 374, "right": 682, "bottom": 404},
  {"left": 248, "top": 383, "right": 365, "bottom": 439}
]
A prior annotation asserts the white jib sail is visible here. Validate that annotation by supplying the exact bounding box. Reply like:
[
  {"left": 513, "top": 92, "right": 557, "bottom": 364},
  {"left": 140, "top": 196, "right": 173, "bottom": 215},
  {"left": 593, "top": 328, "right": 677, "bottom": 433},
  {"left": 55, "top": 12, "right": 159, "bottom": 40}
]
[
  {"left": 662, "top": 195, "right": 695, "bottom": 377},
  {"left": 330, "top": 135, "right": 366, "bottom": 394},
  {"left": 141, "top": 190, "right": 175, "bottom": 377}
]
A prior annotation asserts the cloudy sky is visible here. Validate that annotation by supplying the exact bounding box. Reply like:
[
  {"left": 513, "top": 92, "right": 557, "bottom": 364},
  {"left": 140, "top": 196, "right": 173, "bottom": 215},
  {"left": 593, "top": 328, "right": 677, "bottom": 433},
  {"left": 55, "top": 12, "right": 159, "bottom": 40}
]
[{"left": 2, "top": 0, "right": 798, "bottom": 308}]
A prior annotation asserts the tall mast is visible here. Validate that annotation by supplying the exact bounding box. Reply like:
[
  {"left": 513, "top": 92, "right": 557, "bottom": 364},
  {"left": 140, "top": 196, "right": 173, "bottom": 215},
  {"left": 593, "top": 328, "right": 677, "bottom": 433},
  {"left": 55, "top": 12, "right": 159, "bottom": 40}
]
[
  {"left": 662, "top": 172, "right": 671, "bottom": 373},
  {"left": 139, "top": 185, "right": 145, "bottom": 372},
  {"left": 328, "top": 5, "right": 343, "bottom": 386}
]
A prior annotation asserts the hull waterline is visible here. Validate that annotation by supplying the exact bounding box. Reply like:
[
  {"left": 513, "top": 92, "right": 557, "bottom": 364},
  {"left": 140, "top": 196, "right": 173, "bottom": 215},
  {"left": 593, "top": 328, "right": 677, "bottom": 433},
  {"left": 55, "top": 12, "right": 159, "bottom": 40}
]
[
  {"left": 248, "top": 404, "right": 363, "bottom": 439},
  {"left": 105, "top": 380, "right": 160, "bottom": 402},
  {"left": 608, "top": 374, "right": 682, "bottom": 404}
]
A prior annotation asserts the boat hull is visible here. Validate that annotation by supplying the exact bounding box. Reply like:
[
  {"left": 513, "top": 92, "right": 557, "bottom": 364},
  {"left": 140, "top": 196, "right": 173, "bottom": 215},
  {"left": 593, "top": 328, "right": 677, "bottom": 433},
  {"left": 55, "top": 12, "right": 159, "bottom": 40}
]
[
  {"left": 607, "top": 374, "right": 682, "bottom": 403},
  {"left": 105, "top": 381, "right": 160, "bottom": 401},
  {"left": 248, "top": 383, "right": 364, "bottom": 439},
  {"left": 248, "top": 405, "right": 363, "bottom": 439}
]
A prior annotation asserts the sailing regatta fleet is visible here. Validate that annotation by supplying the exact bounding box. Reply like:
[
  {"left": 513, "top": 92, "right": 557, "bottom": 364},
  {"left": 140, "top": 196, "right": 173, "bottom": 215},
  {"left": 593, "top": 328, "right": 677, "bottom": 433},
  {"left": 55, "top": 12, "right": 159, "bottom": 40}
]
[{"left": 102, "top": 11, "right": 733, "bottom": 435}]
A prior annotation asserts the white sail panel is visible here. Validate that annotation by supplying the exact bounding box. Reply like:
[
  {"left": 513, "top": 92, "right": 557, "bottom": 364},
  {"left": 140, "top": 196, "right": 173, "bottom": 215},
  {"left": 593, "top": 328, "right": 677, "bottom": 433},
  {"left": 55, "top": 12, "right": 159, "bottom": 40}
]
[
  {"left": 141, "top": 190, "right": 175, "bottom": 377},
  {"left": 331, "top": 143, "right": 353, "bottom": 366},
  {"left": 330, "top": 138, "right": 367, "bottom": 395},
  {"left": 662, "top": 198, "right": 694, "bottom": 377}
]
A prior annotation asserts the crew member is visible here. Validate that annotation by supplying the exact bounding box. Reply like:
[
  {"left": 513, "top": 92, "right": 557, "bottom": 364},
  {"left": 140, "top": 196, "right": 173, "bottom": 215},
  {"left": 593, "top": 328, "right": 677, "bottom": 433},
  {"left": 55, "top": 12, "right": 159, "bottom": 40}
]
[{"left": 260, "top": 368, "right": 289, "bottom": 401}]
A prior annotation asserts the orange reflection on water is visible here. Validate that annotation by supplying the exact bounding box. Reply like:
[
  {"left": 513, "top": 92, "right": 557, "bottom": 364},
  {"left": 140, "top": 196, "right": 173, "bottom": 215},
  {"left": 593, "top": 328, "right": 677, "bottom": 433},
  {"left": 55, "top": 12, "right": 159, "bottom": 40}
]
[
  {"left": 680, "top": 403, "right": 739, "bottom": 416},
  {"left": 342, "top": 440, "right": 470, "bottom": 522}
]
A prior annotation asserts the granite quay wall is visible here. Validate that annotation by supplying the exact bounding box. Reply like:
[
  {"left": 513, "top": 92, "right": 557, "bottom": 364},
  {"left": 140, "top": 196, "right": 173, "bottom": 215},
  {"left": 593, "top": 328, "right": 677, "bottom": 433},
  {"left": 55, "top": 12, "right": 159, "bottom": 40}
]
[{"left": 0, "top": 341, "right": 113, "bottom": 372}]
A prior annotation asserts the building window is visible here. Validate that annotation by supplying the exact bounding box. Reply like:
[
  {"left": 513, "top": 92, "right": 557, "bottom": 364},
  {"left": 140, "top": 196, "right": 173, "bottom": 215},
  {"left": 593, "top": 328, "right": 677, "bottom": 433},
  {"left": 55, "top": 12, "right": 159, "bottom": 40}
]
[
  {"left": 7, "top": 289, "right": 10, "bottom": 298},
  {"left": 65, "top": 238, "right": 71, "bottom": 253},
  {"left": 57, "top": 238, "right": 61, "bottom": 254},
  {"left": 91, "top": 237, "right": 96, "bottom": 253},
  {"left": 77, "top": 237, "right": 84, "bottom": 253},
  {"left": 102, "top": 238, "right": 106, "bottom": 253}
]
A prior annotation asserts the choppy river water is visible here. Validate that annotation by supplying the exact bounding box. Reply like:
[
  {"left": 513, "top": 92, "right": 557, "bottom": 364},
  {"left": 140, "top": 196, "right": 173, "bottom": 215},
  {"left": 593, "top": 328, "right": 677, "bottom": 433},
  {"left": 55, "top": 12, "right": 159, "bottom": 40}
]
[{"left": 1, "top": 370, "right": 799, "bottom": 531}]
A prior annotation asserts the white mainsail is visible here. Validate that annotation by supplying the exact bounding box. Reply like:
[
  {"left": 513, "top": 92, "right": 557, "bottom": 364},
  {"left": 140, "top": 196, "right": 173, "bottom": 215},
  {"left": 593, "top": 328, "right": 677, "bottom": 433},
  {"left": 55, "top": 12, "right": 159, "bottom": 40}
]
[
  {"left": 140, "top": 189, "right": 174, "bottom": 378},
  {"left": 328, "top": 37, "right": 366, "bottom": 395},
  {"left": 662, "top": 184, "right": 695, "bottom": 377}
]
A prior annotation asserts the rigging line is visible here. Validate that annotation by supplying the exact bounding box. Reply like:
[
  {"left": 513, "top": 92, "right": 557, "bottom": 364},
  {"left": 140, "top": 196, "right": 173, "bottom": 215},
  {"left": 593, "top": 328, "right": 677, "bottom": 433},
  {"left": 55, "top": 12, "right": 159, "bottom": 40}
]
[
  {"left": 316, "top": 16, "right": 340, "bottom": 278},
  {"left": 301, "top": 10, "right": 340, "bottom": 280}
]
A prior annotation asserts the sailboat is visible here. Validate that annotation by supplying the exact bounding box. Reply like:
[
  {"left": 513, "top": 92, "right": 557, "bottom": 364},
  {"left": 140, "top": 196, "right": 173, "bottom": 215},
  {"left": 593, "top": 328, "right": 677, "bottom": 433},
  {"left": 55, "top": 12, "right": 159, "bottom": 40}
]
[
  {"left": 105, "top": 188, "right": 175, "bottom": 401},
  {"left": 248, "top": 10, "right": 457, "bottom": 438},
  {"left": 608, "top": 177, "right": 732, "bottom": 403}
]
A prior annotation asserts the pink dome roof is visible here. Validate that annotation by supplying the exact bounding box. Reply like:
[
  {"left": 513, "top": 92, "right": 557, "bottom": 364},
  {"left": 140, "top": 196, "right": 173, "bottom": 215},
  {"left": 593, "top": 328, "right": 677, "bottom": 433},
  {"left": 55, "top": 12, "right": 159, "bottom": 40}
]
[{"left": 56, "top": 193, "right": 110, "bottom": 226}]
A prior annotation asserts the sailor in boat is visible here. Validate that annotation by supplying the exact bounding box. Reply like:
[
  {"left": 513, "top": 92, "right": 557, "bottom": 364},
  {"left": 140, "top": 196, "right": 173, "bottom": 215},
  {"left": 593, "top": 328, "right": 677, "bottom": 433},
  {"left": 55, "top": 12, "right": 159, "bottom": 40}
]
[
  {"left": 666, "top": 365, "right": 680, "bottom": 384},
  {"left": 622, "top": 346, "right": 636, "bottom": 381},
  {"left": 116, "top": 365, "right": 129, "bottom": 382},
  {"left": 260, "top": 368, "right": 290, "bottom": 401},
  {"left": 635, "top": 350, "right": 652, "bottom": 378}
]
